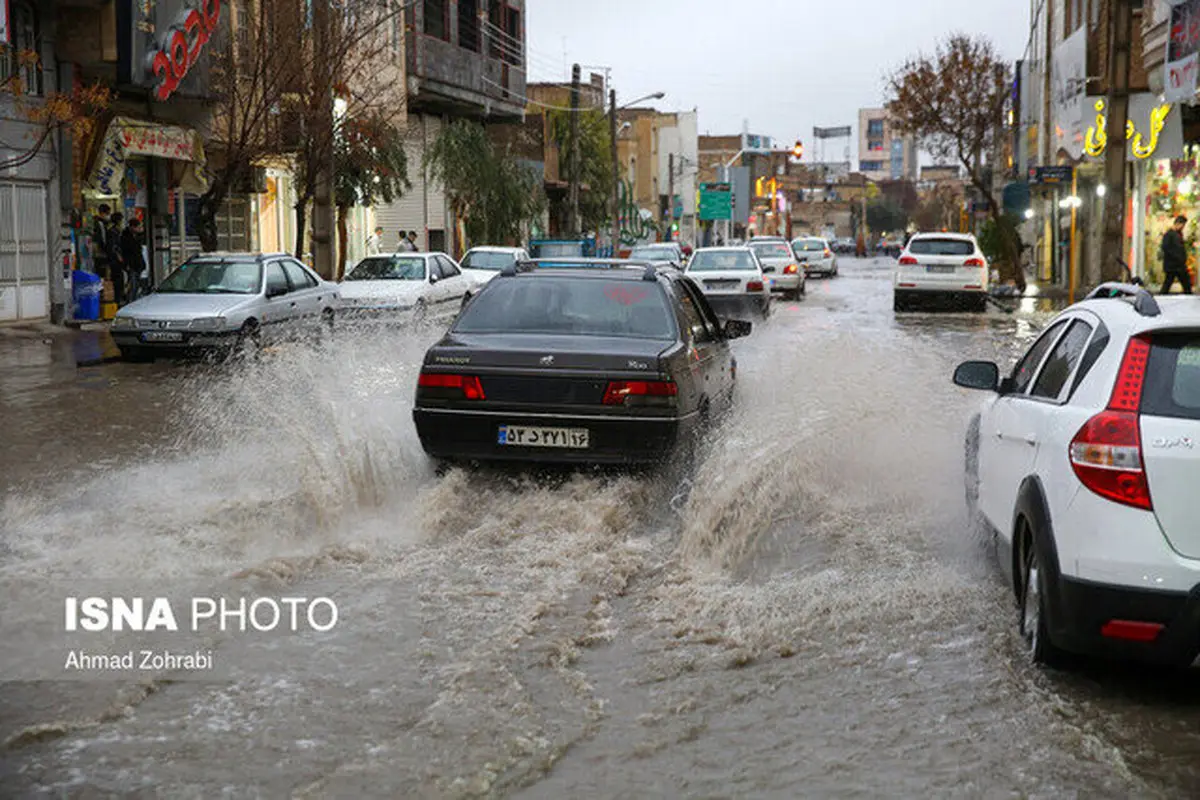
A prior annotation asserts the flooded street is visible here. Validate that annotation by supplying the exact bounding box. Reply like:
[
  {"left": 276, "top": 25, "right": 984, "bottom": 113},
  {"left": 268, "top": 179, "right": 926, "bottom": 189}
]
[{"left": 2, "top": 257, "right": 1199, "bottom": 798}]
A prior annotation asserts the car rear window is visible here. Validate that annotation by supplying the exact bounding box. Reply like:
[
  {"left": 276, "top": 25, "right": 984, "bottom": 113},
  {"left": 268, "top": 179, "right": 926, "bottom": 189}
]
[
  {"left": 453, "top": 277, "right": 677, "bottom": 340},
  {"left": 461, "top": 251, "right": 516, "bottom": 270},
  {"left": 1142, "top": 333, "right": 1200, "bottom": 421},
  {"left": 795, "top": 240, "right": 825, "bottom": 252},
  {"left": 751, "top": 243, "right": 793, "bottom": 258},
  {"left": 688, "top": 251, "right": 757, "bottom": 271},
  {"left": 909, "top": 239, "right": 975, "bottom": 256}
]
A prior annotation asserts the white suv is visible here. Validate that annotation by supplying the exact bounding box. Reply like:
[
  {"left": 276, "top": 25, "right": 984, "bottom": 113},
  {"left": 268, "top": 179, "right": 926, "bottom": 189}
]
[
  {"left": 955, "top": 284, "right": 1200, "bottom": 667},
  {"left": 895, "top": 232, "right": 989, "bottom": 312}
]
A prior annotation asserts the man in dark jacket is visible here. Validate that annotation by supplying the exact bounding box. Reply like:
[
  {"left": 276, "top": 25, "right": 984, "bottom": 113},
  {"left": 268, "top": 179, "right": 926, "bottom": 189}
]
[
  {"left": 120, "top": 217, "right": 147, "bottom": 305},
  {"left": 1161, "top": 215, "right": 1193, "bottom": 295},
  {"left": 91, "top": 204, "right": 111, "bottom": 276},
  {"left": 107, "top": 213, "right": 126, "bottom": 304}
]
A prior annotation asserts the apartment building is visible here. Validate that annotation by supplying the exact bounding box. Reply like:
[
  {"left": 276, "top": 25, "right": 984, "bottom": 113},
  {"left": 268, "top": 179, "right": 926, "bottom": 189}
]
[{"left": 857, "top": 108, "right": 917, "bottom": 182}]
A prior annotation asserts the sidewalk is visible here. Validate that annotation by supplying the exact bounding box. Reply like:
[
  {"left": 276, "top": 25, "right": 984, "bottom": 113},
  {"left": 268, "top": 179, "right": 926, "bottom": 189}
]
[{"left": 0, "top": 319, "right": 119, "bottom": 366}]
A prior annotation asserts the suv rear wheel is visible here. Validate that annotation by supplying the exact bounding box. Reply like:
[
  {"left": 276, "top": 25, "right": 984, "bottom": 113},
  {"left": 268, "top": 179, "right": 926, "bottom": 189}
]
[{"left": 1018, "top": 519, "right": 1066, "bottom": 666}]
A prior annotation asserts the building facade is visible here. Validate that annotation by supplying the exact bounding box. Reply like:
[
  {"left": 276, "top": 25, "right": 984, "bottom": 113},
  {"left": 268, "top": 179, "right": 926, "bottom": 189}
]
[
  {"left": 374, "top": 0, "right": 527, "bottom": 257},
  {"left": 0, "top": 0, "right": 61, "bottom": 322},
  {"left": 857, "top": 108, "right": 917, "bottom": 182}
]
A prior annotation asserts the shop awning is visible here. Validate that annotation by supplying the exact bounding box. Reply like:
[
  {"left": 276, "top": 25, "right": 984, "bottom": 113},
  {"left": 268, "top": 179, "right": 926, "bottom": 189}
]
[{"left": 90, "top": 117, "right": 208, "bottom": 197}]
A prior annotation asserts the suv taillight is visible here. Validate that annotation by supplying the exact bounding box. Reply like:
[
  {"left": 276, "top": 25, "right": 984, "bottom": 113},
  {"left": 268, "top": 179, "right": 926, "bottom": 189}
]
[
  {"left": 899, "top": 255, "right": 918, "bottom": 265},
  {"left": 1069, "top": 337, "right": 1152, "bottom": 510},
  {"left": 417, "top": 372, "right": 486, "bottom": 400},
  {"left": 602, "top": 380, "right": 677, "bottom": 406},
  {"left": 964, "top": 257, "right": 985, "bottom": 267}
]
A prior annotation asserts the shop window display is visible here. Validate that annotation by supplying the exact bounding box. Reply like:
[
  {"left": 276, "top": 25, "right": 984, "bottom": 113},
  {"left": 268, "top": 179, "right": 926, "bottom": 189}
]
[{"left": 1146, "top": 148, "right": 1200, "bottom": 288}]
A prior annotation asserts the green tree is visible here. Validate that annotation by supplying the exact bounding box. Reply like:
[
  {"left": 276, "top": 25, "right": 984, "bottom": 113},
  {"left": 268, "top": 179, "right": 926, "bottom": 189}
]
[
  {"left": 545, "top": 108, "right": 614, "bottom": 233},
  {"left": 333, "top": 111, "right": 410, "bottom": 279},
  {"left": 867, "top": 198, "right": 908, "bottom": 236},
  {"left": 425, "top": 120, "right": 546, "bottom": 246}
]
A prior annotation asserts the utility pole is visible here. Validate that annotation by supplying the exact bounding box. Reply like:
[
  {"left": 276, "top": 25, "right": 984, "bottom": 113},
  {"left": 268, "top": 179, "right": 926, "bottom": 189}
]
[
  {"left": 668, "top": 152, "right": 675, "bottom": 241},
  {"left": 567, "top": 64, "right": 582, "bottom": 237},
  {"left": 311, "top": 0, "right": 336, "bottom": 279},
  {"left": 610, "top": 89, "right": 620, "bottom": 255},
  {"left": 1099, "top": 0, "right": 1134, "bottom": 288}
]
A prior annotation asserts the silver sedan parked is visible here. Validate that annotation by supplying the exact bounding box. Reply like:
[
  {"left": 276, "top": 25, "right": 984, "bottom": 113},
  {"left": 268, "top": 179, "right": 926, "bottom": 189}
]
[{"left": 110, "top": 252, "right": 340, "bottom": 361}]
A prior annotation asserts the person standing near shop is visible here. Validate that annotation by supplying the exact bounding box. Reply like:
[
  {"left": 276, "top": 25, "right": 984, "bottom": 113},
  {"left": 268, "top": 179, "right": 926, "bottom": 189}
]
[
  {"left": 366, "top": 226, "right": 384, "bottom": 255},
  {"left": 1160, "top": 215, "right": 1194, "bottom": 295},
  {"left": 91, "top": 204, "right": 111, "bottom": 277},
  {"left": 407, "top": 230, "right": 420, "bottom": 252},
  {"left": 107, "top": 212, "right": 127, "bottom": 305},
  {"left": 121, "top": 218, "right": 147, "bottom": 304},
  {"left": 397, "top": 230, "right": 415, "bottom": 252}
]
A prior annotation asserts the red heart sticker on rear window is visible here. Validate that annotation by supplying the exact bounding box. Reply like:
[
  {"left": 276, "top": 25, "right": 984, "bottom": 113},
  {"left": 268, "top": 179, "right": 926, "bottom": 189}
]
[{"left": 604, "top": 285, "right": 649, "bottom": 305}]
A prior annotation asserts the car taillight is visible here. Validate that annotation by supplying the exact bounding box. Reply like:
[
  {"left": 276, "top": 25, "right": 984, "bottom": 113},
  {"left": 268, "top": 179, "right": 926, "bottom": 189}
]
[
  {"left": 602, "top": 380, "right": 677, "bottom": 407},
  {"left": 964, "top": 257, "right": 985, "bottom": 267},
  {"left": 823, "top": 248, "right": 832, "bottom": 258},
  {"left": 417, "top": 372, "right": 486, "bottom": 400},
  {"left": 899, "top": 255, "right": 918, "bottom": 265},
  {"left": 1069, "top": 336, "right": 1152, "bottom": 511},
  {"left": 746, "top": 281, "right": 764, "bottom": 292},
  {"left": 784, "top": 265, "right": 798, "bottom": 274}
]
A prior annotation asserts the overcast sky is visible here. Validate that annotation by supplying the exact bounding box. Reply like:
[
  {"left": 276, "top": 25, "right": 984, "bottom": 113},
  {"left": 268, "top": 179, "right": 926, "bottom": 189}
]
[{"left": 523, "top": 0, "right": 1029, "bottom": 164}]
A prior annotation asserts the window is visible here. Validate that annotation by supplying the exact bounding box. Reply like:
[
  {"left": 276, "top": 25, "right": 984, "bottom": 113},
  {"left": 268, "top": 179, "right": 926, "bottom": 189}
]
[
  {"left": 1142, "top": 333, "right": 1200, "bottom": 421},
  {"left": 282, "top": 260, "right": 316, "bottom": 290},
  {"left": 438, "top": 256, "right": 461, "bottom": 277},
  {"left": 346, "top": 256, "right": 426, "bottom": 281},
  {"left": 459, "top": 0, "right": 480, "bottom": 51},
  {"left": 503, "top": 7, "right": 522, "bottom": 66},
  {"left": 1009, "top": 320, "right": 1069, "bottom": 395},
  {"left": 859, "top": 160, "right": 884, "bottom": 172},
  {"left": 424, "top": 0, "right": 449, "bottom": 40},
  {"left": 3, "top": 1, "right": 42, "bottom": 95},
  {"left": 676, "top": 283, "right": 712, "bottom": 342},
  {"left": 461, "top": 250, "right": 516, "bottom": 270},
  {"left": 236, "top": 3, "right": 253, "bottom": 70},
  {"left": 908, "top": 238, "right": 975, "bottom": 256},
  {"left": 867, "top": 140, "right": 884, "bottom": 152},
  {"left": 867, "top": 119, "right": 884, "bottom": 137},
  {"left": 453, "top": 277, "right": 677, "bottom": 340},
  {"left": 1031, "top": 320, "right": 1093, "bottom": 400},
  {"left": 265, "top": 263, "right": 290, "bottom": 296},
  {"left": 686, "top": 250, "right": 758, "bottom": 272}
]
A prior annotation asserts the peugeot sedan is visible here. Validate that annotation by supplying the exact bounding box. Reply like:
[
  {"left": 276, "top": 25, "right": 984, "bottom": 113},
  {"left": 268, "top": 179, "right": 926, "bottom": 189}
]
[{"left": 110, "top": 253, "right": 339, "bottom": 361}]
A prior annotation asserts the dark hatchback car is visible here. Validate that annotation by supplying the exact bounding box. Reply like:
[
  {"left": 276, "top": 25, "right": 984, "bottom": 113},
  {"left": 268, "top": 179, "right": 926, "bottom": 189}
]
[{"left": 412, "top": 261, "right": 752, "bottom": 465}]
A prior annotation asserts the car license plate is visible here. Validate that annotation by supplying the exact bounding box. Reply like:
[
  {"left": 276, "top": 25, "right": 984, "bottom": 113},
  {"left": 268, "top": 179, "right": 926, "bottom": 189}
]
[
  {"left": 141, "top": 331, "right": 183, "bottom": 342},
  {"left": 926, "top": 265, "right": 956, "bottom": 274},
  {"left": 498, "top": 425, "right": 589, "bottom": 449}
]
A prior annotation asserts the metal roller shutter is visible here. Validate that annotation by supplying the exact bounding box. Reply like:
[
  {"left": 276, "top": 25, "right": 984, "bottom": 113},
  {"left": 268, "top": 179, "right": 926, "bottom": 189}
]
[{"left": 0, "top": 181, "right": 49, "bottom": 321}]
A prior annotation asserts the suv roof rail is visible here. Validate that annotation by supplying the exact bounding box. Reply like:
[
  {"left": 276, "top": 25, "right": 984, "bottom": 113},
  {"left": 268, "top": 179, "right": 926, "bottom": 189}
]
[{"left": 1084, "top": 282, "right": 1162, "bottom": 317}]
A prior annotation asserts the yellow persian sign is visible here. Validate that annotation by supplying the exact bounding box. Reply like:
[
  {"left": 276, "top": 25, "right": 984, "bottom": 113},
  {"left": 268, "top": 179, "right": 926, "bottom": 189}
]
[{"left": 1084, "top": 99, "right": 1172, "bottom": 159}]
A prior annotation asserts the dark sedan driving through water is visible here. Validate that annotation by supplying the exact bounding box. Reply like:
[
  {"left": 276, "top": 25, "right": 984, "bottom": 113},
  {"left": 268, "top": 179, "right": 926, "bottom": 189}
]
[{"left": 412, "top": 260, "right": 752, "bottom": 465}]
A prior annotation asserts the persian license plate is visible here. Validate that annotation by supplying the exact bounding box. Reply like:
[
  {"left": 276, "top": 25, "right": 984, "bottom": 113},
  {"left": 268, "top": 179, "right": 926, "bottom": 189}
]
[
  {"left": 498, "top": 425, "right": 589, "bottom": 449},
  {"left": 142, "top": 331, "right": 184, "bottom": 342},
  {"left": 926, "top": 265, "right": 956, "bottom": 274}
]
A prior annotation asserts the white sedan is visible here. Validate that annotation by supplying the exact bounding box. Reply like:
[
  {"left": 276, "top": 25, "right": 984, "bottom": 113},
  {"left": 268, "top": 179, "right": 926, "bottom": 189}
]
[
  {"left": 459, "top": 246, "right": 531, "bottom": 283},
  {"left": 684, "top": 247, "right": 771, "bottom": 318},
  {"left": 791, "top": 237, "right": 839, "bottom": 277},
  {"left": 337, "top": 252, "right": 477, "bottom": 324}
]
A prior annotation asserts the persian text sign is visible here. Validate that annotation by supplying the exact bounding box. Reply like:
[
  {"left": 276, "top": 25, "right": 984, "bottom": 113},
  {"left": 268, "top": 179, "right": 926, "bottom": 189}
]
[
  {"left": 1165, "top": 0, "right": 1200, "bottom": 102},
  {"left": 119, "top": 125, "right": 197, "bottom": 160}
]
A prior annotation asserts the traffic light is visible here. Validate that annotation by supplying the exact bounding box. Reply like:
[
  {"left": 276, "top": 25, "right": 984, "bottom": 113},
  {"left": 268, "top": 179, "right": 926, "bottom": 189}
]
[{"left": 792, "top": 139, "right": 804, "bottom": 160}]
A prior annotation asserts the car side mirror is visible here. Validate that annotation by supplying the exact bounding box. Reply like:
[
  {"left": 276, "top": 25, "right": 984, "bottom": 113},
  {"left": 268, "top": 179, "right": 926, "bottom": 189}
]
[
  {"left": 762, "top": 266, "right": 776, "bottom": 273},
  {"left": 953, "top": 360, "right": 1000, "bottom": 392},
  {"left": 429, "top": 273, "right": 439, "bottom": 284},
  {"left": 266, "top": 285, "right": 288, "bottom": 298},
  {"left": 723, "top": 319, "right": 752, "bottom": 339}
]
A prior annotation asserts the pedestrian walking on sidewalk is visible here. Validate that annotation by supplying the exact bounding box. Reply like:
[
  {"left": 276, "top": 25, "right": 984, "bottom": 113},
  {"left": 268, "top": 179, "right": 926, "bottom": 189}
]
[
  {"left": 1160, "top": 215, "right": 1194, "bottom": 295},
  {"left": 107, "top": 212, "right": 126, "bottom": 305},
  {"left": 121, "top": 218, "right": 147, "bottom": 305}
]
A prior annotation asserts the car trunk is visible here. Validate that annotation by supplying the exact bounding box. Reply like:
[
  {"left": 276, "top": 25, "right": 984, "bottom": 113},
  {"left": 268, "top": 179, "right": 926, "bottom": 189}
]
[
  {"left": 427, "top": 333, "right": 675, "bottom": 407},
  {"left": 1140, "top": 331, "right": 1200, "bottom": 558},
  {"left": 905, "top": 240, "right": 982, "bottom": 283},
  {"left": 689, "top": 271, "right": 759, "bottom": 295}
]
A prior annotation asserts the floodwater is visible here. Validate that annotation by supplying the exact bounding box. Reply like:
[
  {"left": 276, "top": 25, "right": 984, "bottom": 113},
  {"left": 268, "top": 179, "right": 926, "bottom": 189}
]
[{"left": 1, "top": 257, "right": 1198, "bottom": 798}]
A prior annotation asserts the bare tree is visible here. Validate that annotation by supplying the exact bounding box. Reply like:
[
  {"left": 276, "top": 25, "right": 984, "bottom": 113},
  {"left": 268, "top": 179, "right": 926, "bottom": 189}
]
[
  {"left": 200, "top": 0, "right": 407, "bottom": 267},
  {"left": 886, "top": 34, "right": 1024, "bottom": 290},
  {"left": 0, "top": 46, "right": 110, "bottom": 172}
]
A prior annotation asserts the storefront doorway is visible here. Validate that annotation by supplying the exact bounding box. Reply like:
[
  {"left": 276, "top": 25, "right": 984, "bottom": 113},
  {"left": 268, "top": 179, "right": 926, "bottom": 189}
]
[{"left": 0, "top": 181, "right": 50, "bottom": 322}]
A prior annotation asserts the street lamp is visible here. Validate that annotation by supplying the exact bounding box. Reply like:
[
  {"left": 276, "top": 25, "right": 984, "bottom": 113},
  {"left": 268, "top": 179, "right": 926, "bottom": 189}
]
[{"left": 610, "top": 90, "right": 666, "bottom": 254}]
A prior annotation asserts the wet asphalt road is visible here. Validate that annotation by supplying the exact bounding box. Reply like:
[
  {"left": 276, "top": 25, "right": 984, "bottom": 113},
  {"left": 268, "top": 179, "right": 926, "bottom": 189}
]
[{"left": 1, "top": 256, "right": 1199, "bottom": 798}]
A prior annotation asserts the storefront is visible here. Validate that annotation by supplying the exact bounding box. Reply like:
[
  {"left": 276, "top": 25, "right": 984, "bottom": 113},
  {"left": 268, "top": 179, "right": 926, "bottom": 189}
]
[{"left": 1141, "top": 145, "right": 1200, "bottom": 287}]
